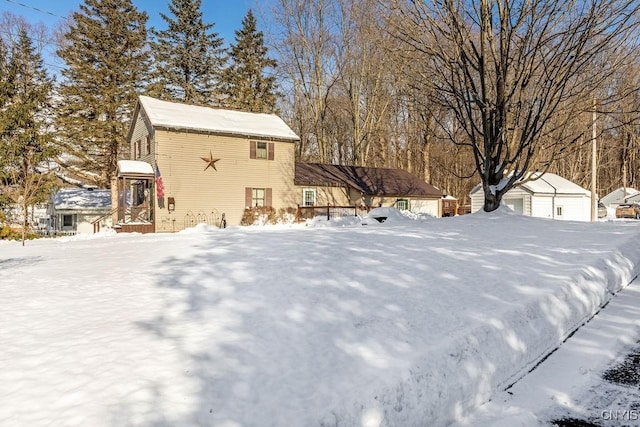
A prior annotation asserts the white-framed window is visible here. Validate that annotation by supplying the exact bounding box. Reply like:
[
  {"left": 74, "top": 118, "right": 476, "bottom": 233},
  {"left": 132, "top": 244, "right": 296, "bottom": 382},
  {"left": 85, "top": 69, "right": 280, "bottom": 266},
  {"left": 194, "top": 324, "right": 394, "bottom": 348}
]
[
  {"left": 303, "top": 189, "right": 316, "bottom": 206},
  {"left": 252, "top": 188, "right": 265, "bottom": 207},
  {"left": 256, "top": 141, "right": 268, "bottom": 159},
  {"left": 556, "top": 206, "right": 563, "bottom": 217},
  {"left": 396, "top": 199, "right": 409, "bottom": 210}
]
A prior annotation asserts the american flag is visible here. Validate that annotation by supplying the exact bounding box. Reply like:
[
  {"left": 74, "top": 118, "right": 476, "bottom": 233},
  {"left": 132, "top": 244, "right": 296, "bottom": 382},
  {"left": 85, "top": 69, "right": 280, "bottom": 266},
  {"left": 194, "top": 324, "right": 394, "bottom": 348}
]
[{"left": 155, "top": 164, "right": 165, "bottom": 208}]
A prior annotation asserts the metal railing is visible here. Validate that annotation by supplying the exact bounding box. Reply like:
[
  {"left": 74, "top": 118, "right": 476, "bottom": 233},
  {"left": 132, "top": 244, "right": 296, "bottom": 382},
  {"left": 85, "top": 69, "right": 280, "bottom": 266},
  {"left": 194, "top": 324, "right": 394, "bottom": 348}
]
[{"left": 296, "top": 205, "right": 373, "bottom": 221}]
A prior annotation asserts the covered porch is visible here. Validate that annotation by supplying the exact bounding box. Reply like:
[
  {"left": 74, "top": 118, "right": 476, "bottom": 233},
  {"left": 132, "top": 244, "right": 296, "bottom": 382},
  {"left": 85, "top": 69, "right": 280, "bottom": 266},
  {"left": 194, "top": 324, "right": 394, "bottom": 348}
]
[{"left": 111, "top": 160, "right": 156, "bottom": 233}]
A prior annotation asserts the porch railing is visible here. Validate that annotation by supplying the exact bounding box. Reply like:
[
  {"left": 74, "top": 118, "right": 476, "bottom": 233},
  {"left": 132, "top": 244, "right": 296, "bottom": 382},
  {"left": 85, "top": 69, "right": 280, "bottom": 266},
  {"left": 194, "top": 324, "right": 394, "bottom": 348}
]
[
  {"left": 296, "top": 205, "right": 374, "bottom": 221},
  {"left": 91, "top": 206, "right": 153, "bottom": 233}
]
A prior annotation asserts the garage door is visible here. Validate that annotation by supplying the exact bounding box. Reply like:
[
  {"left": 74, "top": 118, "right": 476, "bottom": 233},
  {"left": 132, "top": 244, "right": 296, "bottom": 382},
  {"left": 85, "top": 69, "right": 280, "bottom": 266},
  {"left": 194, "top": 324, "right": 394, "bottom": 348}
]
[{"left": 503, "top": 198, "right": 524, "bottom": 214}]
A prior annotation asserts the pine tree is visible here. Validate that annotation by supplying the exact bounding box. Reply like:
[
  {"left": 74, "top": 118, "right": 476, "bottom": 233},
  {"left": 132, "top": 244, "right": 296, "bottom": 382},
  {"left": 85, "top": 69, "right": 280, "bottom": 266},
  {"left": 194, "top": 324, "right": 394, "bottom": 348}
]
[
  {"left": 56, "top": 0, "right": 149, "bottom": 188},
  {"left": 149, "top": 0, "right": 225, "bottom": 104},
  {"left": 0, "top": 28, "right": 57, "bottom": 244},
  {"left": 0, "top": 36, "right": 14, "bottom": 214},
  {"left": 220, "top": 9, "right": 278, "bottom": 113}
]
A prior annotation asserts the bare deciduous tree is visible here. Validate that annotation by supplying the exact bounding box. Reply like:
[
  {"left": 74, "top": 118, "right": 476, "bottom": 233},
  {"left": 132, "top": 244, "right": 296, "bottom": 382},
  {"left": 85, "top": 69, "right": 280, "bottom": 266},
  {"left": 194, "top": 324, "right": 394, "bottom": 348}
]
[
  {"left": 271, "top": 0, "right": 340, "bottom": 163},
  {"left": 335, "top": 0, "right": 393, "bottom": 166},
  {"left": 385, "top": 0, "right": 640, "bottom": 211}
]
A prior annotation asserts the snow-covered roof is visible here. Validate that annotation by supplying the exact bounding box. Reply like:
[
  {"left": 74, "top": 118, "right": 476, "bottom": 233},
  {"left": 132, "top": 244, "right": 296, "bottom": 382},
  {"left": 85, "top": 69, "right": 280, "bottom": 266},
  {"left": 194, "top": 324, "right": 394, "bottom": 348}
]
[
  {"left": 138, "top": 95, "right": 299, "bottom": 142},
  {"left": 521, "top": 172, "right": 590, "bottom": 196},
  {"left": 52, "top": 188, "right": 111, "bottom": 210},
  {"left": 117, "top": 160, "right": 154, "bottom": 176},
  {"left": 470, "top": 172, "right": 590, "bottom": 196},
  {"left": 601, "top": 187, "right": 640, "bottom": 205}
]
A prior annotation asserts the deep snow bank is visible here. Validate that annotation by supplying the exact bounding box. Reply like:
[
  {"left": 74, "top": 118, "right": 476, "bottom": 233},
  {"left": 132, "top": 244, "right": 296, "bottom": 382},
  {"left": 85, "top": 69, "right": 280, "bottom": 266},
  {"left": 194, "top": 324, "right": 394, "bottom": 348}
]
[
  {"left": 324, "top": 217, "right": 640, "bottom": 426},
  {"left": 386, "top": 237, "right": 640, "bottom": 426}
]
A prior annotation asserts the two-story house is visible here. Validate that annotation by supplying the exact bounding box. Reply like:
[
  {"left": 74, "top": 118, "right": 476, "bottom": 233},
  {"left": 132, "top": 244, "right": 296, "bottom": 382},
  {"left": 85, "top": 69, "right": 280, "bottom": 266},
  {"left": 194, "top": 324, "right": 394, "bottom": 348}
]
[{"left": 113, "top": 95, "right": 299, "bottom": 232}]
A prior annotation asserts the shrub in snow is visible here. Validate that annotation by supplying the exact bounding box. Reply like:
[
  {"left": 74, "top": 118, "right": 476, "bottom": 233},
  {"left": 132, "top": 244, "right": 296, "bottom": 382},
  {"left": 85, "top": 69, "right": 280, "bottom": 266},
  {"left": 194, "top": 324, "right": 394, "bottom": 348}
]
[{"left": 241, "top": 207, "right": 298, "bottom": 226}]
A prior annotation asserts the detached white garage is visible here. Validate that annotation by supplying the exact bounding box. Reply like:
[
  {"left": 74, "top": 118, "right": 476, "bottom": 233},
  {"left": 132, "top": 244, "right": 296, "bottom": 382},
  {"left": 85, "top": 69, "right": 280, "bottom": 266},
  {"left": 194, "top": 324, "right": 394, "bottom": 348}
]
[{"left": 470, "top": 172, "right": 592, "bottom": 221}]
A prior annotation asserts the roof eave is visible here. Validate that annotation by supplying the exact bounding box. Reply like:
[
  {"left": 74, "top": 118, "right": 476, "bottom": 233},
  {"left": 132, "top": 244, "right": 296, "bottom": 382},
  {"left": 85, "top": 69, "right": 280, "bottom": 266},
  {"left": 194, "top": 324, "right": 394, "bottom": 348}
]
[{"left": 153, "top": 125, "right": 300, "bottom": 143}]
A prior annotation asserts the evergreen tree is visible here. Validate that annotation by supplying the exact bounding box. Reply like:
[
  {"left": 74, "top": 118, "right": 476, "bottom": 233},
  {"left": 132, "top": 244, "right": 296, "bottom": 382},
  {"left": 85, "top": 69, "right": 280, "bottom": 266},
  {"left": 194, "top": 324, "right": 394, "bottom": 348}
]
[
  {"left": 0, "top": 28, "right": 57, "bottom": 244},
  {"left": 220, "top": 9, "right": 278, "bottom": 113},
  {"left": 149, "top": 0, "right": 225, "bottom": 104},
  {"left": 56, "top": 0, "right": 149, "bottom": 187},
  {"left": 0, "top": 36, "right": 14, "bottom": 214},
  {"left": 0, "top": 37, "right": 9, "bottom": 103}
]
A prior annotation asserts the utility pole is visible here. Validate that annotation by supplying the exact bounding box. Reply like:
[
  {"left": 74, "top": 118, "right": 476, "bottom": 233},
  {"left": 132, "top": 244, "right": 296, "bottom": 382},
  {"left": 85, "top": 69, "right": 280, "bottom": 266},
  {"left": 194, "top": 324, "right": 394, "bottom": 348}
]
[{"left": 591, "top": 98, "right": 597, "bottom": 222}]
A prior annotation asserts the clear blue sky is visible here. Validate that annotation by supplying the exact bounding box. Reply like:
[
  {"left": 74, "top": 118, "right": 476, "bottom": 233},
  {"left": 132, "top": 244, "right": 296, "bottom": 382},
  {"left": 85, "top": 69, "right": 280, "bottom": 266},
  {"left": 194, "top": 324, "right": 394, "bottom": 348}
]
[{"left": 1, "top": 0, "right": 267, "bottom": 72}]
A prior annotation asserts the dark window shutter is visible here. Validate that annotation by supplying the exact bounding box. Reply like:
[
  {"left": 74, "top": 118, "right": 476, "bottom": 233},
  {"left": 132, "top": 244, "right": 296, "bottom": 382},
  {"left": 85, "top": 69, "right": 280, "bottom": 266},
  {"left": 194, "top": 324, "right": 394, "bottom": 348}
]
[
  {"left": 250, "top": 141, "right": 256, "bottom": 159},
  {"left": 245, "top": 187, "right": 252, "bottom": 208},
  {"left": 268, "top": 143, "right": 275, "bottom": 160},
  {"left": 266, "top": 188, "right": 272, "bottom": 207}
]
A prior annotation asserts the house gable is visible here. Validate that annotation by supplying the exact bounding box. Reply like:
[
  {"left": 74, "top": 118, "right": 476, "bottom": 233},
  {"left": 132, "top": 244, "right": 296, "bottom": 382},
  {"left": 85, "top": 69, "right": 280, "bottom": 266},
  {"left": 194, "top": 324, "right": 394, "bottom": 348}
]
[{"left": 602, "top": 187, "right": 640, "bottom": 205}]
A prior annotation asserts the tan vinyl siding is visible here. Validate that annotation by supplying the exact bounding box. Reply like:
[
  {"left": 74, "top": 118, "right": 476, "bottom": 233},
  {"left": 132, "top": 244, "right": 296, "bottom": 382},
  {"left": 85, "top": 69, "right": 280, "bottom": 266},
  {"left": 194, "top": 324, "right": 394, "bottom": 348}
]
[
  {"left": 154, "top": 130, "right": 296, "bottom": 231},
  {"left": 129, "top": 110, "right": 154, "bottom": 164},
  {"left": 294, "top": 186, "right": 351, "bottom": 206}
]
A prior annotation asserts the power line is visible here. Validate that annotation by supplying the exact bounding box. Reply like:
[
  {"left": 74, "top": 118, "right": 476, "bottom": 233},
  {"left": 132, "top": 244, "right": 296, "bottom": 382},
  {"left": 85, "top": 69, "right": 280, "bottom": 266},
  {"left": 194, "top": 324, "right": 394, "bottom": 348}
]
[
  {"left": 3, "top": 0, "right": 70, "bottom": 21},
  {"left": 0, "top": 1, "right": 147, "bottom": 73},
  {"left": 3, "top": 0, "right": 157, "bottom": 48}
]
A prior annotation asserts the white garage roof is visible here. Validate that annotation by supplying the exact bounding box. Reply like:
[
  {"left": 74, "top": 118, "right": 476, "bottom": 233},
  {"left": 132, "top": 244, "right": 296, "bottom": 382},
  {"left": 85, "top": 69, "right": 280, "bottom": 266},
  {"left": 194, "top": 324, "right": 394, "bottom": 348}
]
[
  {"left": 470, "top": 172, "right": 591, "bottom": 196},
  {"left": 522, "top": 172, "right": 591, "bottom": 196}
]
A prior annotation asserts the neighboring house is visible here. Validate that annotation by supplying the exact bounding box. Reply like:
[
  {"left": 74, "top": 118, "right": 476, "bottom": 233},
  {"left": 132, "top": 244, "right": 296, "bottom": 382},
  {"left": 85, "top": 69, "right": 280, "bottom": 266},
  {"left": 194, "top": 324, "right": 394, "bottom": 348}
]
[
  {"left": 294, "top": 163, "right": 444, "bottom": 217},
  {"left": 117, "top": 95, "right": 299, "bottom": 232},
  {"left": 48, "top": 187, "right": 112, "bottom": 234},
  {"left": 602, "top": 187, "right": 640, "bottom": 206},
  {"left": 470, "top": 172, "right": 592, "bottom": 221},
  {"left": 5, "top": 203, "right": 48, "bottom": 230}
]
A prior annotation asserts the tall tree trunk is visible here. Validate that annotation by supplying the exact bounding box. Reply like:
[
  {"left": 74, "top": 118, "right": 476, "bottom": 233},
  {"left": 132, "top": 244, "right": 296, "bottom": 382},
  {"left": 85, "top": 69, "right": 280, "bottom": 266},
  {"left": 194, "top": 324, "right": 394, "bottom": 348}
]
[
  {"left": 423, "top": 132, "right": 430, "bottom": 183},
  {"left": 483, "top": 190, "right": 501, "bottom": 212}
]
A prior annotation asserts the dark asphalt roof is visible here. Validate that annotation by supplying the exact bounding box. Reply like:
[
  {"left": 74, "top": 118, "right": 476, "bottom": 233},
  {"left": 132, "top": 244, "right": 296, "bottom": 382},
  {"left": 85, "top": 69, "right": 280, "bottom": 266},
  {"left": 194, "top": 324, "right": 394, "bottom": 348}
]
[{"left": 294, "top": 162, "right": 442, "bottom": 198}]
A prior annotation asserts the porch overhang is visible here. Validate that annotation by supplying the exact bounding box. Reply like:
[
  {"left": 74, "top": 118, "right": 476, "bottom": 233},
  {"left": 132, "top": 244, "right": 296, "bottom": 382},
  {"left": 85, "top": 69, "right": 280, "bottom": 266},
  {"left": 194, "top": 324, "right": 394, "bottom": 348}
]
[
  {"left": 113, "top": 160, "right": 156, "bottom": 232},
  {"left": 116, "top": 160, "right": 154, "bottom": 179}
]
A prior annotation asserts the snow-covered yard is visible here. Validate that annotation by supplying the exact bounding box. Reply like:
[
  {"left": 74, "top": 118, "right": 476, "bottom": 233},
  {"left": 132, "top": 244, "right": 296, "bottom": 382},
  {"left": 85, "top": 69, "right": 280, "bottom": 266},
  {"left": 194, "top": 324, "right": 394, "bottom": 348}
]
[{"left": 2, "top": 208, "right": 640, "bottom": 426}]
